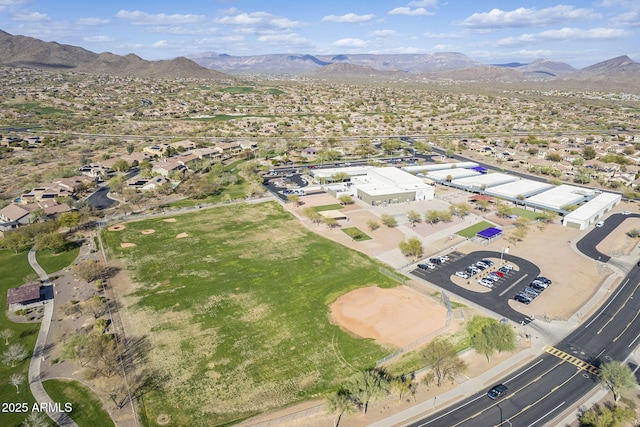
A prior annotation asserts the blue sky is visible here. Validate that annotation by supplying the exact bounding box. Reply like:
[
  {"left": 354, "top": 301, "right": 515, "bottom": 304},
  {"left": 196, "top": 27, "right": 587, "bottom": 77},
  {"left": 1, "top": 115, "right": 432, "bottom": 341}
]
[{"left": 0, "top": 0, "right": 638, "bottom": 67}]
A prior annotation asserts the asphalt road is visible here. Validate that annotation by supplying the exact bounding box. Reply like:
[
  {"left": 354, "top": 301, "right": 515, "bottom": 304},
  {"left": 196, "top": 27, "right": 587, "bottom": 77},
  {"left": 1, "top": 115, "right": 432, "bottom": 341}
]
[
  {"left": 411, "top": 250, "right": 541, "bottom": 324},
  {"left": 408, "top": 221, "right": 640, "bottom": 427},
  {"left": 87, "top": 185, "right": 116, "bottom": 210}
]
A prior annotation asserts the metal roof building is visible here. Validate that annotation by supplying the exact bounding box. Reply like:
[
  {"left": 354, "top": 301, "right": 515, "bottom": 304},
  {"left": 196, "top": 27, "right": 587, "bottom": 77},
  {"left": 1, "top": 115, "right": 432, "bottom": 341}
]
[{"left": 562, "top": 192, "right": 622, "bottom": 229}]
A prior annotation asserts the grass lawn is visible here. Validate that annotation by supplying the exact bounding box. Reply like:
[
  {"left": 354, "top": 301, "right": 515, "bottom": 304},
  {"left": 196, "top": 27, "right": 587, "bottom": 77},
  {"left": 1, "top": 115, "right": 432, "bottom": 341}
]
[
  {"left": 509, "top": 207, "right": 550, "bottom": 220},
  {"left": 35, "top": 241, "right": 80, "bottom": 274},
  {"left": 102, "top": 201, "right": 397, "bottom": 426},
  {"left": 341, "top": 227, "right": 372, "bottom": 241},
  {"left": 42, "top": 379, "right": 115, "bottom": 427},
  {"left": 313, "top": 204, "right": 344, "bottom": 212},
  {"left": 0, "top": 249, "right": 41, "bottom": 426},
  {"left": 456, "top": 221, "right": 497, "bottom": 239}
]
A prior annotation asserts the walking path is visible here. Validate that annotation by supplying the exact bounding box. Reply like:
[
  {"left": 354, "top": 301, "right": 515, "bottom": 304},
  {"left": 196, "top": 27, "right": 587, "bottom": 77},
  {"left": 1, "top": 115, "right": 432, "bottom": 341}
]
[{"left": 27, "top": 248, "right": 78, "bottom": 427}]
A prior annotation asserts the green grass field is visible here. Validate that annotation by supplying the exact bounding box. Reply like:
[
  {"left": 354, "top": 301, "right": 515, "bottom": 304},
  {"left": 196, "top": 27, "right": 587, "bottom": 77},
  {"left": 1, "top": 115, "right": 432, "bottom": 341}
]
[
  {"left": 342, "top": 227, "right": 372, "bottom": 241},
  {"left": 35, "top": 242, "right": 80, "bottom": 274},
  {"left": 0, "top": 249, "right": 41, "bottom": 426},
  {"left": 102, "top": 201, "right": 397, "bottom": 426},
  {"left": 456, "top": 221, "right": 497, "bottom": 238},
  {"left": 42, "top": 380, "right": 115, "bottom": 427}
]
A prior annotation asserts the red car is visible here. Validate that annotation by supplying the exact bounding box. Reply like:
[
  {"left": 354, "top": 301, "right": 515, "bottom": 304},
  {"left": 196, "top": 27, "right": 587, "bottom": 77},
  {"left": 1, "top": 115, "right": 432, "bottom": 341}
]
[{"left": 494, "top": 271, "right": 504, "bottom": 278}]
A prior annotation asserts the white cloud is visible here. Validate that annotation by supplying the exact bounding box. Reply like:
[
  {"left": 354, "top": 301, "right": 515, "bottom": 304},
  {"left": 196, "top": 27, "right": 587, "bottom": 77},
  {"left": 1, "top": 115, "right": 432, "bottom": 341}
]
[
  {"left": 115, "top": 10, "right": 207, "bottom": 25},
  {"left": 257, "top": 33, "right": 313, "bottom": 46},
  {"left": 370, "top": 29, "right": 397, "bottom": 37},
  {"left": 12, "top": 11, "right": 50, "bottom": 22},
  {"left": 152, "top": 40, "right": 168, "bottom": 47},
  {"left": 409, "top": 0, "right": 438, "bottom": 6},
  {"left": 83, "top": 35, "right": 114, "bottom": 42},
  {"left": 76, "top": 17, "right": 110, "bottom": 26},
  {"left": 332, "top": 38, "right": 368, "bottom": 48},
  {"left": 615, "top": 11, "right": 640, "bottom": 27},
  {"left": 322, "top": 13, "right": 376, "bottom": 23},
  {"left": 462, "top": 5, "right": 599, "bottom": 29},
  {"left": 214, "top": 11, "right": 302, "bottom": 30},
  {"left": 423, "top": 31, "right": 465, "bottom": 39},
  {"left": 497, "top": 27, "right": 631, "bottom": 47},
  {"left": 388, "top": 7, "right": 433, "bottom": 16}
]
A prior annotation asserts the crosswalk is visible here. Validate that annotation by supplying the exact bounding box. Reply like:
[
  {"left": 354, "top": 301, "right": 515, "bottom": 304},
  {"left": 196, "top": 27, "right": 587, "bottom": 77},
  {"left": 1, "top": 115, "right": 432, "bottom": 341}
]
[{"left": 544, "top": 346, "right": 600, "bottom": 376}]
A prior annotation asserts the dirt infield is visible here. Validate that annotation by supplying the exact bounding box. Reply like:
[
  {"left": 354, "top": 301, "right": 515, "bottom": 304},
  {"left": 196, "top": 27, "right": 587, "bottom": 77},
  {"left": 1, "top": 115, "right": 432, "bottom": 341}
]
[
  {"left": 329, "top": 286, "right": 447, "bottom": 347},
  {"left": 176, "top": 232, "right": 188, "bottom": 239},
  {"left": 120, "top": 242, "right": 136, "bottom": 248},
  {"left": 108, "top": 224, "right": 126, "bottom": 231},
  {"left": 163, "top": 218, "right": 177, "bottom": 223},
  {"left": 141, "top": 229, "right": 156, "bottom": 235}
]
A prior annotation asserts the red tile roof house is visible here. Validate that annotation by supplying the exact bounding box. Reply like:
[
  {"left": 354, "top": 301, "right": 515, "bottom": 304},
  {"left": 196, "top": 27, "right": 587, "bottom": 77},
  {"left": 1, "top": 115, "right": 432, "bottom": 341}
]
[{"left": 7, "top": 283, "right": 42, "bottom": 311}]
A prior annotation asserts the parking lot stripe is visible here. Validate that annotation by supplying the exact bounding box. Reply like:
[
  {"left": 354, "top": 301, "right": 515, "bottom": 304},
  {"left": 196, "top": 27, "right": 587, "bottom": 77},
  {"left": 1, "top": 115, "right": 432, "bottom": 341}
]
[{"left": 498, "top": 273, "right": 529, "bottom": 297}]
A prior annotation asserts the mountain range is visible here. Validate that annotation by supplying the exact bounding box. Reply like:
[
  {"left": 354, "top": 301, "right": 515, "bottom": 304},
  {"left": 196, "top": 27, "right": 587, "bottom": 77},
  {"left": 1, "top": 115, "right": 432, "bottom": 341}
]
[{"left": 1, "top": 29, "right": 639, "bottom": 88}]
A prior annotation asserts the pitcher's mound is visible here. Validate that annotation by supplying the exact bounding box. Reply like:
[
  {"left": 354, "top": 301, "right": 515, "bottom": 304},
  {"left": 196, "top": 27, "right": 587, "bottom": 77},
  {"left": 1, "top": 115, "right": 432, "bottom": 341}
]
[
  {"left": 141, "top": 229, "right": 156, "bottom": 235},
  {"left": 176, "top": 232, "right": 188, "bottom": 239},
  {"left": 108, "top": 224, "right": 126, "bottom": 231},
  {"left": 120, "top": 243, "right": 137, "bottom": 248},
  {"left": 330, "top": 286, "right": 447, "bottom": 347}
]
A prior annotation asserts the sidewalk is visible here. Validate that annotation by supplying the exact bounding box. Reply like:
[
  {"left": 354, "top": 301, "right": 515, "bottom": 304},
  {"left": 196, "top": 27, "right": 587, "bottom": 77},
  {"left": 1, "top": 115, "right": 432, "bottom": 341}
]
[{"left": 27, "top": 248, "right": 78, "bottom": 427}]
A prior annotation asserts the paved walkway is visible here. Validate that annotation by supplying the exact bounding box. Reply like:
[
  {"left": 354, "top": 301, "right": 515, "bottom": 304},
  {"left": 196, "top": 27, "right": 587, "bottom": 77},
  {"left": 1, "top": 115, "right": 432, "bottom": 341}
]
[{"left": 27, "top": 248, "right": 78, "bottom": 427}]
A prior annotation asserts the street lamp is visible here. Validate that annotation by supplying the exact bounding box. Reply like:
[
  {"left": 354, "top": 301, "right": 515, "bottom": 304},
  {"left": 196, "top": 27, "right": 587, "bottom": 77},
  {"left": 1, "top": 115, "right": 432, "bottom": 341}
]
[{"left": 500, "top": 246, "right": 510, "bottom": 263}]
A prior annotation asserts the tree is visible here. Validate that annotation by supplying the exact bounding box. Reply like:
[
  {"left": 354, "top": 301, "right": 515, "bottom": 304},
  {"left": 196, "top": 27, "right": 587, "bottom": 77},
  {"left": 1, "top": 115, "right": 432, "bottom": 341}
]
[
  {"left": 389, "top": 376, "right": 412, "bottom": 401},
  {"left": 582, "top": 146, "right": 597, "bottom": 160},
  {"left": 1, "top": 343, "right": 28, "bottom": 367},
  {"left": 74, "top": 259, "right": 106, "bottom": 283},
  {"left": 322, "top": 216, "right": 338, "bottom": 229},
  {"left": 424, "top": 210, "right": 441, "bottom": 225},
  {"left": 9, "top": 373, "right": 24, "bottom": 394},
  {"left": 22, "top": 411, "right": 49, "bottom": 427},
  {"left": 112, "top": 159, "right": 131, "bottom": 172},
  {"left": 85, "top": 296, "right": 106, "bottom": 319},
  {"left": 302, "top": 207, "right": 323, "bottom": 224},
  {"left": 2, "top": 231, "right": 30, "bottom": 254},
  {"left": 495, "top": 203, "right": 513, "bottom": 218},
  {"left": 599, "top": 361, "right": 638, "bottom": 403},
  {"left": 475, "top": 199, "right": 490, "bottom": 212},
  {"left": 108, "top": 175, "right": 125, "bottom": 193},
  {"left": 325, "top": 389, "right": 356, "bottom": 427},
  {"left": 406, "top": 210, "right": 421, "bottom": 227},
  {"left": 287, "top": 194, "right": 301, "bottom": 206},
  {"left": 467, "top": 316, "right": 516, "bottom": 362},
  {"left": 126, "top": 143, "right": 135, "bottom": 155},
  {"left": 338, "top": 194, "right": 353, "bottom": 205},
  {"left": 399, "top": 237, "right": 423, "bottom": 258},
  {"left": 380, "top": 213, "right": 397, "bottom": 228},
  {"left": 58, "top": 211, "right": 81, "bottom": 233},
  {"left": 35, "top": 232, "right": 66, "bottom": 254},
  {"left": 347, "top": 369, "right": 389, "bottom": 415},
  {"left": 366, "top": 219, "right": 380, "bottom": 231},
  {"left": 450, "top": 203, "right": 471, "bottom": 217},
  {"left": 422, "top": 338, "right": 466, "bottom": 387},
  {"left": 579, "top": 402, "right": 634, "bottom": 427},
  {"left": 0, "top": 328, "right": 14, "bottom": 345}
]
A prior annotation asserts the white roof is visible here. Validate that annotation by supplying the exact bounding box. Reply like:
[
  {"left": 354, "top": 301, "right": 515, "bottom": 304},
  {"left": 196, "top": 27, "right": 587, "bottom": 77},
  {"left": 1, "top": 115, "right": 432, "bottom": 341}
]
[
  {"left": 526, "top": 184, "right": 595, "bottom": 210},
  {"left": 485, "top": 179, "right": 553, "bottom": 199},
  {"left": 403, "top": 162, "right": 478, "bottom": 173},
  {"left": 563, "top": 192, "right": 622, "bottom": 222},
  {"left": 351, "top": 167, "right": 433, "bottom": 196},
  {"left": 452, "top": 172, "right": 519, "bottom": 189},
  {"left": 427, "top": 168, "right": 479, "bottom": 181}
]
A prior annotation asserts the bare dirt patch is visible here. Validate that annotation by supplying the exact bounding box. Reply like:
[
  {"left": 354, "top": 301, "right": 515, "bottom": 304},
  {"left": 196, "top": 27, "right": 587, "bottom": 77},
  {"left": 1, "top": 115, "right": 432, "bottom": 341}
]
[
  {"left": 176, "top": 232, "right": 188, "bottom": 239},
  {"left": 596, "top": 217, "right": 640, "bottom": 257},
  {"left": 120, "top": 242, "right": 136, "bottom": 248},
  {"left": 108, "top": 224, "right": 125, "bottom": 231},
  {"left": 329, "top": 285, "right": 448, "bottom": 348},
  {"left": 141, "top": 229, "right": 156, "bottom": 235},
  {"left": 163, "top": 218, "right": 177, "bottom": 223}
]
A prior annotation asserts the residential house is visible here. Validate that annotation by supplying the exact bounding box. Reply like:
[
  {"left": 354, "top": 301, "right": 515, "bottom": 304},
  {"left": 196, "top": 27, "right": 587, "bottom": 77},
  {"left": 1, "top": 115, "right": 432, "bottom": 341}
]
[
  {"left": 215, "top": 141, "right": 242, "bottom": 157},
  {"left": 0, "top": 204, "right": 31, "bottom": 225},
  {"left": 189, "top": 147, "right": 222, "bottom": 161},
  {"left": 152, "top": 158, "right": 185, "bottom": 177}
]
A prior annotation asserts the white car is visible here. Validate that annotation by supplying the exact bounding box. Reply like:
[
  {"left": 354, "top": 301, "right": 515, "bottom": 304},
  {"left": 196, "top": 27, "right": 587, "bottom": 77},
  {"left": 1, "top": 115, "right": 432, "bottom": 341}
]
[
  {"left": 478, "top": 278, "right": 494, "bottom": 288},
  {"left": 455, "top": 271, "right": 469, "bottom": 279},
  {"left": 595, "top": 221, "right": 605, "bottom": 228},
  {"left": 623, "top": 211, "right": 631, "bottom": 215}
]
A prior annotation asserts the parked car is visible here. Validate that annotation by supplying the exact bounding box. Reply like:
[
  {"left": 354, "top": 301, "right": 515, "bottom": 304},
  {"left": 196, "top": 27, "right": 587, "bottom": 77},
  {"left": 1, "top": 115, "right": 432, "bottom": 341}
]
[
  {"left": 523, "top": 287, "right": 541, "bottom": 298},
  {"left": 468, "top": 266, "right": 480, "bottom": 274},
  {"left": 487, "top": 384, "right": 508, "bottom": 400},
  {"left": 514, "top": 294, "right": 532, "bottom": 305},
  {"left": 488, "top": 272, "right": 501, "bottom": 281},
  {"left": 498, "top": 266, "right": 511, "bottom": 274},
  {"left": 529, "top": 282, "right": 547, "bottom": 292},
  {"left": 439, "top": 255, "right": 450, "bottom": 261},
  {"left": 430, "top": 258, "right": 443, "bottom": 264},
  {"left": 535, "top": 276, "right": 552, "bottom": 284},
  {"left": 595, "top": 220, "right": 605, "bottom": 228},
  {"left": 465, "top": 267, "right": 478, "bottom": 275},
  {"left": 481, "top": 259, "right": 494, "bottom": 266},
  {"left": 502, "top": 264, "right": 514, "bottom": 271},
  {"left": 455, "top": 271, "right": 470, "bottom": 279},
  {"left": 623, "top": 211, "right": 631, "bottom": 215},
  {"left": 417, "top": 263, "right": 435, "bottom": 270},
  {"left": 475, "top": 262, "right": 487, "bottom": 270},
  {"left": 479, "top": 278, "right": 494, "bottom": 288},
  {"left": 493, "top": 271, "right": 505, "bottom": 278}
]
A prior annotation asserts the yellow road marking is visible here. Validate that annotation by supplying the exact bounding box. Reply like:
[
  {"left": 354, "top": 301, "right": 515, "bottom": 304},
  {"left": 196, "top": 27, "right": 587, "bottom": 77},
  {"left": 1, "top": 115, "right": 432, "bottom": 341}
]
[{"left": 543, "top": 346, "right": 600, "bottom": 376}]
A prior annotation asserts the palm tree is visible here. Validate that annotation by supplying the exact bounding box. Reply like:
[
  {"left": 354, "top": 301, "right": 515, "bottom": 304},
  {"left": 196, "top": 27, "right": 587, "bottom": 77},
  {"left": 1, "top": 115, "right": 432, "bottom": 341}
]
[{"left": 325, "top": 389, "right": 356, "bottom": 427}]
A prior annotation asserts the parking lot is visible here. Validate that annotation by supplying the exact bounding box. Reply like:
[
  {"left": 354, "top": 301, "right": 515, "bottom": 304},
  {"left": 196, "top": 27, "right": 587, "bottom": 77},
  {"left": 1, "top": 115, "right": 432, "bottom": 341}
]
[{"left": 411, "top": 250, "right": 547, "bottom": 324}]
